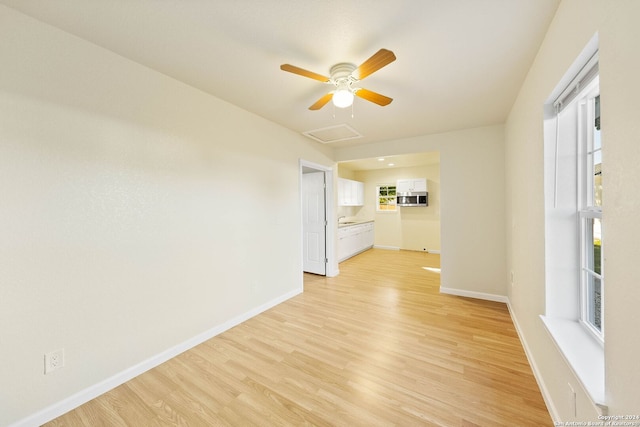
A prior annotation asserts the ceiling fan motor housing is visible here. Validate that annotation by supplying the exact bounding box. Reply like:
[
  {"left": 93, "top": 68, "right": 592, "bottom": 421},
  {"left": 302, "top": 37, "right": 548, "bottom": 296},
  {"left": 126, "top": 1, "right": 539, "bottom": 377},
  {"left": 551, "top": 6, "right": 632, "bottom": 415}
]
[{"left": 330, "top": 63, "right": 358, "bottom": 86}]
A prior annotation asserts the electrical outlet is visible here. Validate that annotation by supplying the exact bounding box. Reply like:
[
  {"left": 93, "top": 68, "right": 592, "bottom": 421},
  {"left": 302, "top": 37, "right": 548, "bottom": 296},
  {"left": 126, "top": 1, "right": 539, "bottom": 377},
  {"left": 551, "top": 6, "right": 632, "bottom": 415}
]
[{"left": 44, "top": 349, "right": 64, "bottom": 374}]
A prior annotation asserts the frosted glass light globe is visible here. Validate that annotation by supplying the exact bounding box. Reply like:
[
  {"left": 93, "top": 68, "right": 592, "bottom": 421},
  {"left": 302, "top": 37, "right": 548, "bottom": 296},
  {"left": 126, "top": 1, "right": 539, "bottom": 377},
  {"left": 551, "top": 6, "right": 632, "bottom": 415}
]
[{"left": 332, "top": 88, "right": 354, "bottom": 108}]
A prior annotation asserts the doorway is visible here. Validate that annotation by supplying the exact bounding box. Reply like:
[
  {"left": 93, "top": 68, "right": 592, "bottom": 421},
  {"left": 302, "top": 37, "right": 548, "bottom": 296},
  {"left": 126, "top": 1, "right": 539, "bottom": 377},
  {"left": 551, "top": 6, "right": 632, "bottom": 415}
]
[{"left": 300, "top": 160, "right": 336, "bottom": 277}]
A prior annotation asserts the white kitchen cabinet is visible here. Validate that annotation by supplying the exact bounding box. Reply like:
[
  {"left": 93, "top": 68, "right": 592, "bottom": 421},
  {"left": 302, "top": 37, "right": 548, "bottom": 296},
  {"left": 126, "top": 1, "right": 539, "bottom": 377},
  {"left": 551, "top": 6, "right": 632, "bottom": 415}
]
[
  {"left": 354, "top": 180, "right": 364, "bottom": 205},
  {"left": 338, "top": 178, "right": 364, "bottom": 206},
  {"left": 362, "top": 221, "right": 374, "bottom": 248},
  {"left": 338, "top": 221, "right": 374, "bottom": 262},
  {"left": 396, "top": 178, "right": 427, "bottom": 193},
  {"left": 338, "top": 178, "right": 348, "bottom": 205},
  {"left": 338, "top": 228, "right": 348, "bottom": 261}
]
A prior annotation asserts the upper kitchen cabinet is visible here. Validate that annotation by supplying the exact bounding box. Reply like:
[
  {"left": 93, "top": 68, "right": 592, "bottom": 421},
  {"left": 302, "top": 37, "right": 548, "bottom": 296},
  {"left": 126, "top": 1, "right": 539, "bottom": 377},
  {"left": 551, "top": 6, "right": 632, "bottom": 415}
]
[
  {"left": 338, "top": 178, "right": 364, "bottom": 206},
  {"left": 397, "top": 178, "right": 427, "bottom": 193}
]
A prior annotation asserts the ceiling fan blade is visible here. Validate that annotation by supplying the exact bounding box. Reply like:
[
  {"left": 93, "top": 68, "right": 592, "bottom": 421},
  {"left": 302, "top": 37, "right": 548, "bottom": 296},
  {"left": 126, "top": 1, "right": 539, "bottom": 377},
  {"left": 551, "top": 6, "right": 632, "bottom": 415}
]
[
  {"left": 309, "top": 93, "right": 334, "bottom": 110},
  {"left": 356, "top": 49, "right": 396, "bottom": 80},
  {"left": 355, "top": 88, "right": 393, "bottom": 106},
  {"left": 280, "top": 64, "right": 330, "bottom": 82}
]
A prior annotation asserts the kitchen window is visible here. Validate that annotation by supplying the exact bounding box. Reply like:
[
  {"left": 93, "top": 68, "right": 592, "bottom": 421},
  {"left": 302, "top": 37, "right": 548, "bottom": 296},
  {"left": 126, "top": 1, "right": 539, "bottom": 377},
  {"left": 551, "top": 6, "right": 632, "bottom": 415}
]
[{"left": 376, "top": 185, "right": 396, "bottom": 212}]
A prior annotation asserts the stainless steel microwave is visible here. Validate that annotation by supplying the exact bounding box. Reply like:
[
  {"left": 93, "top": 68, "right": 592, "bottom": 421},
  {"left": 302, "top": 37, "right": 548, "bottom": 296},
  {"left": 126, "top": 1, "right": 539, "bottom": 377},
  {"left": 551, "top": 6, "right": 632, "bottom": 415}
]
[{"left": 397, "top": 191, "right": 428, "bottom": 207}]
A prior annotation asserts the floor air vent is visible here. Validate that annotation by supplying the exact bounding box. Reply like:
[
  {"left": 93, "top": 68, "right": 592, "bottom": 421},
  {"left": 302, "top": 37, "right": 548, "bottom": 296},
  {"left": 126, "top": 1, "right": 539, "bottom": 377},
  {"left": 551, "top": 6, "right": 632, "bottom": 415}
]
[{"left": 302, "top": 124, "right": 362, "bottom": 144}]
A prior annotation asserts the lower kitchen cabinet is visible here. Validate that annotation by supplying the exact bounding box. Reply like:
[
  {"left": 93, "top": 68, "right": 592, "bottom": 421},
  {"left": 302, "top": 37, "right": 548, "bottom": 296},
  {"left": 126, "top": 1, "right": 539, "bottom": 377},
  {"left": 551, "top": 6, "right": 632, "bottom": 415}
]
[{"left": 338, "top": 221, "right": 374, "bottom": 262}]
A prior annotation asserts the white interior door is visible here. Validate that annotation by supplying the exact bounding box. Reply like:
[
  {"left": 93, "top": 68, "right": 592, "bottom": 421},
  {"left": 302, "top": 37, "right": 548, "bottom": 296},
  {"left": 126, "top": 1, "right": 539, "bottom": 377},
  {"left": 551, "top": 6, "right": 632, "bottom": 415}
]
[{"left": 302, "top": 171, "right": 326, "bottom": 275}]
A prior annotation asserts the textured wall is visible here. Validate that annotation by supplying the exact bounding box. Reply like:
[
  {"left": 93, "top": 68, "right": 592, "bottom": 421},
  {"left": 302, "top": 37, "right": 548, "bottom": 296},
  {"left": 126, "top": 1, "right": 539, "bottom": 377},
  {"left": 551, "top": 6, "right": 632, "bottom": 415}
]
[
  {"left": 505, "top": 0, "right": 640, "bottom": 420},
  {"left": 0, "top": 5, "right": 333, "bottom": 425}
]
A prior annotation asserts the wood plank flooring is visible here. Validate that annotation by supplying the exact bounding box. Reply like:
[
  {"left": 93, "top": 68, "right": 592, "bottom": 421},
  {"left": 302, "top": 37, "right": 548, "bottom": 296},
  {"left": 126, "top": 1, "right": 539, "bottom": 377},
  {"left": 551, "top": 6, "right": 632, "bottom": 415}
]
[{"left": 46, "top": 249, "right": 551, "bottom": 426}]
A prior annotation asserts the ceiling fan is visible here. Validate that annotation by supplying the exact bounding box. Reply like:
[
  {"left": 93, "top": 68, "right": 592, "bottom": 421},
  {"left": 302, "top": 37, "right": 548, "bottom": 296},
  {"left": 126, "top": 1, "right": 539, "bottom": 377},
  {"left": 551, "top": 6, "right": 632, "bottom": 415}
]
[{"left": 280, "top": 48, "right": 396, "bottom": 110}]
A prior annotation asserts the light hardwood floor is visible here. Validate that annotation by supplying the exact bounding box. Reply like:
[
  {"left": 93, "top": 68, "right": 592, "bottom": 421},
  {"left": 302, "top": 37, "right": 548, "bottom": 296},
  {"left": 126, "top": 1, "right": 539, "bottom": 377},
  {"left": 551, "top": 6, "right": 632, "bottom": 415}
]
[{"left": 46, "top": 249, "right": 551, "bottom": 426}]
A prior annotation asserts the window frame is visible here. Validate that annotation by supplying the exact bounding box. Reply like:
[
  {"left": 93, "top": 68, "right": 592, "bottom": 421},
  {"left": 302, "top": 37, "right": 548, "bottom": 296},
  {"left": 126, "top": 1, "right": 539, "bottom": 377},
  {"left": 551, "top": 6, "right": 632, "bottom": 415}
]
[
  {"left": 577, "top": 87, "right": 603, "bottom": 343},
  {"left": 376, "top": 184, "right": 397, "bottom": 212},
  {"left": 541, "top": 41, "right": 605, "bottom": 407}
]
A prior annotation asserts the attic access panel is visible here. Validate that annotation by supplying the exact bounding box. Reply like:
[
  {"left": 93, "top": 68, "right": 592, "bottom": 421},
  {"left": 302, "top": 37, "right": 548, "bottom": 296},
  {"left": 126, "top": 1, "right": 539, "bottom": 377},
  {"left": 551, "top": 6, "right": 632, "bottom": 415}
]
[{"left": 303, "top": 124, "right": 362, "bottom": 144}]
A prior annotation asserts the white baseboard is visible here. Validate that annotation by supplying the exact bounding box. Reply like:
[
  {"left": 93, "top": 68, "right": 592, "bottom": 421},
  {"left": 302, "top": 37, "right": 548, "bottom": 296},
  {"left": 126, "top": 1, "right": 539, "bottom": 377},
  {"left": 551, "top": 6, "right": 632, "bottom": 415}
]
[
  {"left": 507, "top": 301, "right": 560, "bottom": 423},
  {"left": 439, "top": 286, "right": 508, "bottom": 303},
  {"left": 11, "top": 287, "right": 303, "bottom": 427},
  {"left": 371, "top": 246, "right": 440, "bottom": 254}
]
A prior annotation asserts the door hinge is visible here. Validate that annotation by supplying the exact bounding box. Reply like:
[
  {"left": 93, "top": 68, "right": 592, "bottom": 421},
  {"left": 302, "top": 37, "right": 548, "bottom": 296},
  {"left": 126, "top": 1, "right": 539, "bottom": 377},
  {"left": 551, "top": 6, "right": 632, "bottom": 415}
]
[{"left": 325, "top": 258, "right": 328, "bottom": 264}]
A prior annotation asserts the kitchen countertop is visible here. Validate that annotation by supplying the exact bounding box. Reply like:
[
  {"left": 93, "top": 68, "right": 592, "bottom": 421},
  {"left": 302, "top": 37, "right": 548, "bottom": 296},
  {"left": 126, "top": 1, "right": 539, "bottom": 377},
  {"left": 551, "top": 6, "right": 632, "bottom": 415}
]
[{"left": 338, "top": 219, "right": 374, "bottom": 228}]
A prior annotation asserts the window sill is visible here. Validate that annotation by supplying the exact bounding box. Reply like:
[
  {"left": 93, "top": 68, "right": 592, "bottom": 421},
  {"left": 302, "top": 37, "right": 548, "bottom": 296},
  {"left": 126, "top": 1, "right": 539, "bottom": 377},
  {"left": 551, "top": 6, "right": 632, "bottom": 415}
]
[{"left": 540, "top": 315, "right": 606, "bottom": 409}]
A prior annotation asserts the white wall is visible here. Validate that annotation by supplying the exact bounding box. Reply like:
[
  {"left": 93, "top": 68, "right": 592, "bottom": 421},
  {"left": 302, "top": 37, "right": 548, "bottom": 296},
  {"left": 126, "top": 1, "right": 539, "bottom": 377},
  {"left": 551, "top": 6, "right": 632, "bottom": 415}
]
[
  {"left": 351, "top": 164, "right": 441, "bottom": 252},
  {"left": 505, "top": 0, "right": 640, "bottom": 420},
  {"left": 0, "top": 6, "right": 334, "bottom": 425},
  {"left": 335, "top": 124, "right": 507, "bottom": 299}
]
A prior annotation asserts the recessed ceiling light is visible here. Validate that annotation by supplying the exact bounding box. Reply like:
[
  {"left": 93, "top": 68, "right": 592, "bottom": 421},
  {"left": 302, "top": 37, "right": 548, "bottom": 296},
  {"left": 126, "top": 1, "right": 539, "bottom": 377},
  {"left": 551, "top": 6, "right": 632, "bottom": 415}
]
[
  {"left": 377, "top": 158, "right": 385, "bottom": 162},
  {"left": 388, "top": 163, "right": 395, "bottom": 167}
]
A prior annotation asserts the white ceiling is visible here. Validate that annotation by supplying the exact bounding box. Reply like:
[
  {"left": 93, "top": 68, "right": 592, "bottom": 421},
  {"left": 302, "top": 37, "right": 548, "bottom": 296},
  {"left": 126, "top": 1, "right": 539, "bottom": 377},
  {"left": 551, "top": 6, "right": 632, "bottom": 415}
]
[{"left": 1, "top": 0, "right": 559, "bottom": 155}]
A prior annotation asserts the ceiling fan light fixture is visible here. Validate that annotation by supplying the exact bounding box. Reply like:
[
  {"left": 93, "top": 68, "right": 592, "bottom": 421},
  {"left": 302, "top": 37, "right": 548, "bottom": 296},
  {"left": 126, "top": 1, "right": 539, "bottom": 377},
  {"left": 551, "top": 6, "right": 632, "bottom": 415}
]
[
  {"left": 280, "top": 50, "right": 395, "bottom": 111},
  {"left": 333, "top": 89, "right": 354, "bottom": 108},
  {"left": 332, "top": 81, "right": 354, "bottom": 108}
]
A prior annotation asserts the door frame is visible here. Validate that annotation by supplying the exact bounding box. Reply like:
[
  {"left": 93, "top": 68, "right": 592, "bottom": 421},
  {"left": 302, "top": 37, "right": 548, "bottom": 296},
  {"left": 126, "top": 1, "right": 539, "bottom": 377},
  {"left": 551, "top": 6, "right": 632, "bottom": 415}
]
[{"left": 299, "top": 159, "right": 338, "bottom": 277}]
